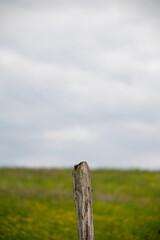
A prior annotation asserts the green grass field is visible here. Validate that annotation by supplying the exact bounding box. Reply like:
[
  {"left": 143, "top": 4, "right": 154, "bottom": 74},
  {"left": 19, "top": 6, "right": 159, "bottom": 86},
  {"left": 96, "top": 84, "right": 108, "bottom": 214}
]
[{"left": 0, "top": 168, "right": 160, "bottom": 240}]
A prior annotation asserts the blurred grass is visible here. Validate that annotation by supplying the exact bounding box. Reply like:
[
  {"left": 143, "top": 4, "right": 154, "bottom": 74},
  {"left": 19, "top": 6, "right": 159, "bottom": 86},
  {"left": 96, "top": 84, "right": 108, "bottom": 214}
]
[{"left": 0, "top": 168, "right": 160, "bottom": 240}]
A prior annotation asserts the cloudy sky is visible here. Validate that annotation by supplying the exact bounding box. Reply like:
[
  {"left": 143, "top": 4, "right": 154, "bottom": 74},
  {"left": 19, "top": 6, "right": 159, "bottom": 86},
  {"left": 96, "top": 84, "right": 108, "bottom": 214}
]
[{"left": 0, "top": 0, "right": 160, "bottom": 169}]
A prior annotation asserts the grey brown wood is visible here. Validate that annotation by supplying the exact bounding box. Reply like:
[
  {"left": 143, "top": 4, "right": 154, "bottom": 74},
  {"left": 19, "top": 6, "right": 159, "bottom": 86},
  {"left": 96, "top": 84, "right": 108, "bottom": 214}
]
[{"left": 73, "top": 161, "right": 94, "bottom": 240}]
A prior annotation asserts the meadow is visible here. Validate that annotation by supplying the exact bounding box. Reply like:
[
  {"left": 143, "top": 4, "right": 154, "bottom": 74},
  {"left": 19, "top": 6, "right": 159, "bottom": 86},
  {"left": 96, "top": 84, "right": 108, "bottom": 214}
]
[{"left": 0, "top": 168, "right": 160, "bottom": 240}]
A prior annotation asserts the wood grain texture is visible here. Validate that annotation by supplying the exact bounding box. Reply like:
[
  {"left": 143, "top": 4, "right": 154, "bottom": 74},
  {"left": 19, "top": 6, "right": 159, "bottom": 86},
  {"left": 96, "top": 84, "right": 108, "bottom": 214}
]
[{"left": 73, "top": 162, "right": 94, "bottom": 240}]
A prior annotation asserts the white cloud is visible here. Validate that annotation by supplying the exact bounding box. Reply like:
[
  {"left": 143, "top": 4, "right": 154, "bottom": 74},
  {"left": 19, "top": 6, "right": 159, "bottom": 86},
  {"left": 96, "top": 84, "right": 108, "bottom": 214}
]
[
  {"left": 127, "top": 122, "right": 160, "bottom": 133},
  {"left": 125, "top": 122, "right": 160, "bottom": 143},
  {"left": 14, "top": 156, "right": 62, "bottom": 168},
  {"left": 0, "top": 0, "right": 160, "bottom": 169},
  {"left": 44, "top": 126, "right": 99, "bottom": 144},
  {"left": 131, "top": 154, "right": 160, "bottom": 170}
]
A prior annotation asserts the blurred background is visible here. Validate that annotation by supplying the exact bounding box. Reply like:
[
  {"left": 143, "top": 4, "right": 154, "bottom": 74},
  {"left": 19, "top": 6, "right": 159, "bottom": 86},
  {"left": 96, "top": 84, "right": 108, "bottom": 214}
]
[{"left": 0, "top": 0, "right": 160, "bottom": 169}]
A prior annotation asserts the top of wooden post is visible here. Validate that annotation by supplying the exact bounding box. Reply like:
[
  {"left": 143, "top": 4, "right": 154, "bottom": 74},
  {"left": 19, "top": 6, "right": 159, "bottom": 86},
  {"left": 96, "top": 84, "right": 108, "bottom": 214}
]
[{"left": 73, "top": 161, "right": 89, "bottom": 173}]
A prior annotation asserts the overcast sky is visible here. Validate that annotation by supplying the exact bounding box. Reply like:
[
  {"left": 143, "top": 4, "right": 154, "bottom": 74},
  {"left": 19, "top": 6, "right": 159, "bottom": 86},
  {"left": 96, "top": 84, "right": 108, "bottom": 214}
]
[{"left": 0, "top": 0, "right": 160, "bottom": 169}]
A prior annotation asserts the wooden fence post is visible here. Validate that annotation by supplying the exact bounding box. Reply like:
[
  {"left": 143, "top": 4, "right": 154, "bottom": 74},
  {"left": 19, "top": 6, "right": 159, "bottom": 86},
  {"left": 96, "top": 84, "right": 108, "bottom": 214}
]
[{"left": 73, "top": 161, "right": 94, "bottom": 240}]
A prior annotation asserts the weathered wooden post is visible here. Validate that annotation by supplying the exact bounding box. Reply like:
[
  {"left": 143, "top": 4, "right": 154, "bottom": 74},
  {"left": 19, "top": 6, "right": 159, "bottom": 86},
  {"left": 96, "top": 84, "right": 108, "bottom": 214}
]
[{"left": 73, "top": 161, "right": 94, "bottom": 240}]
